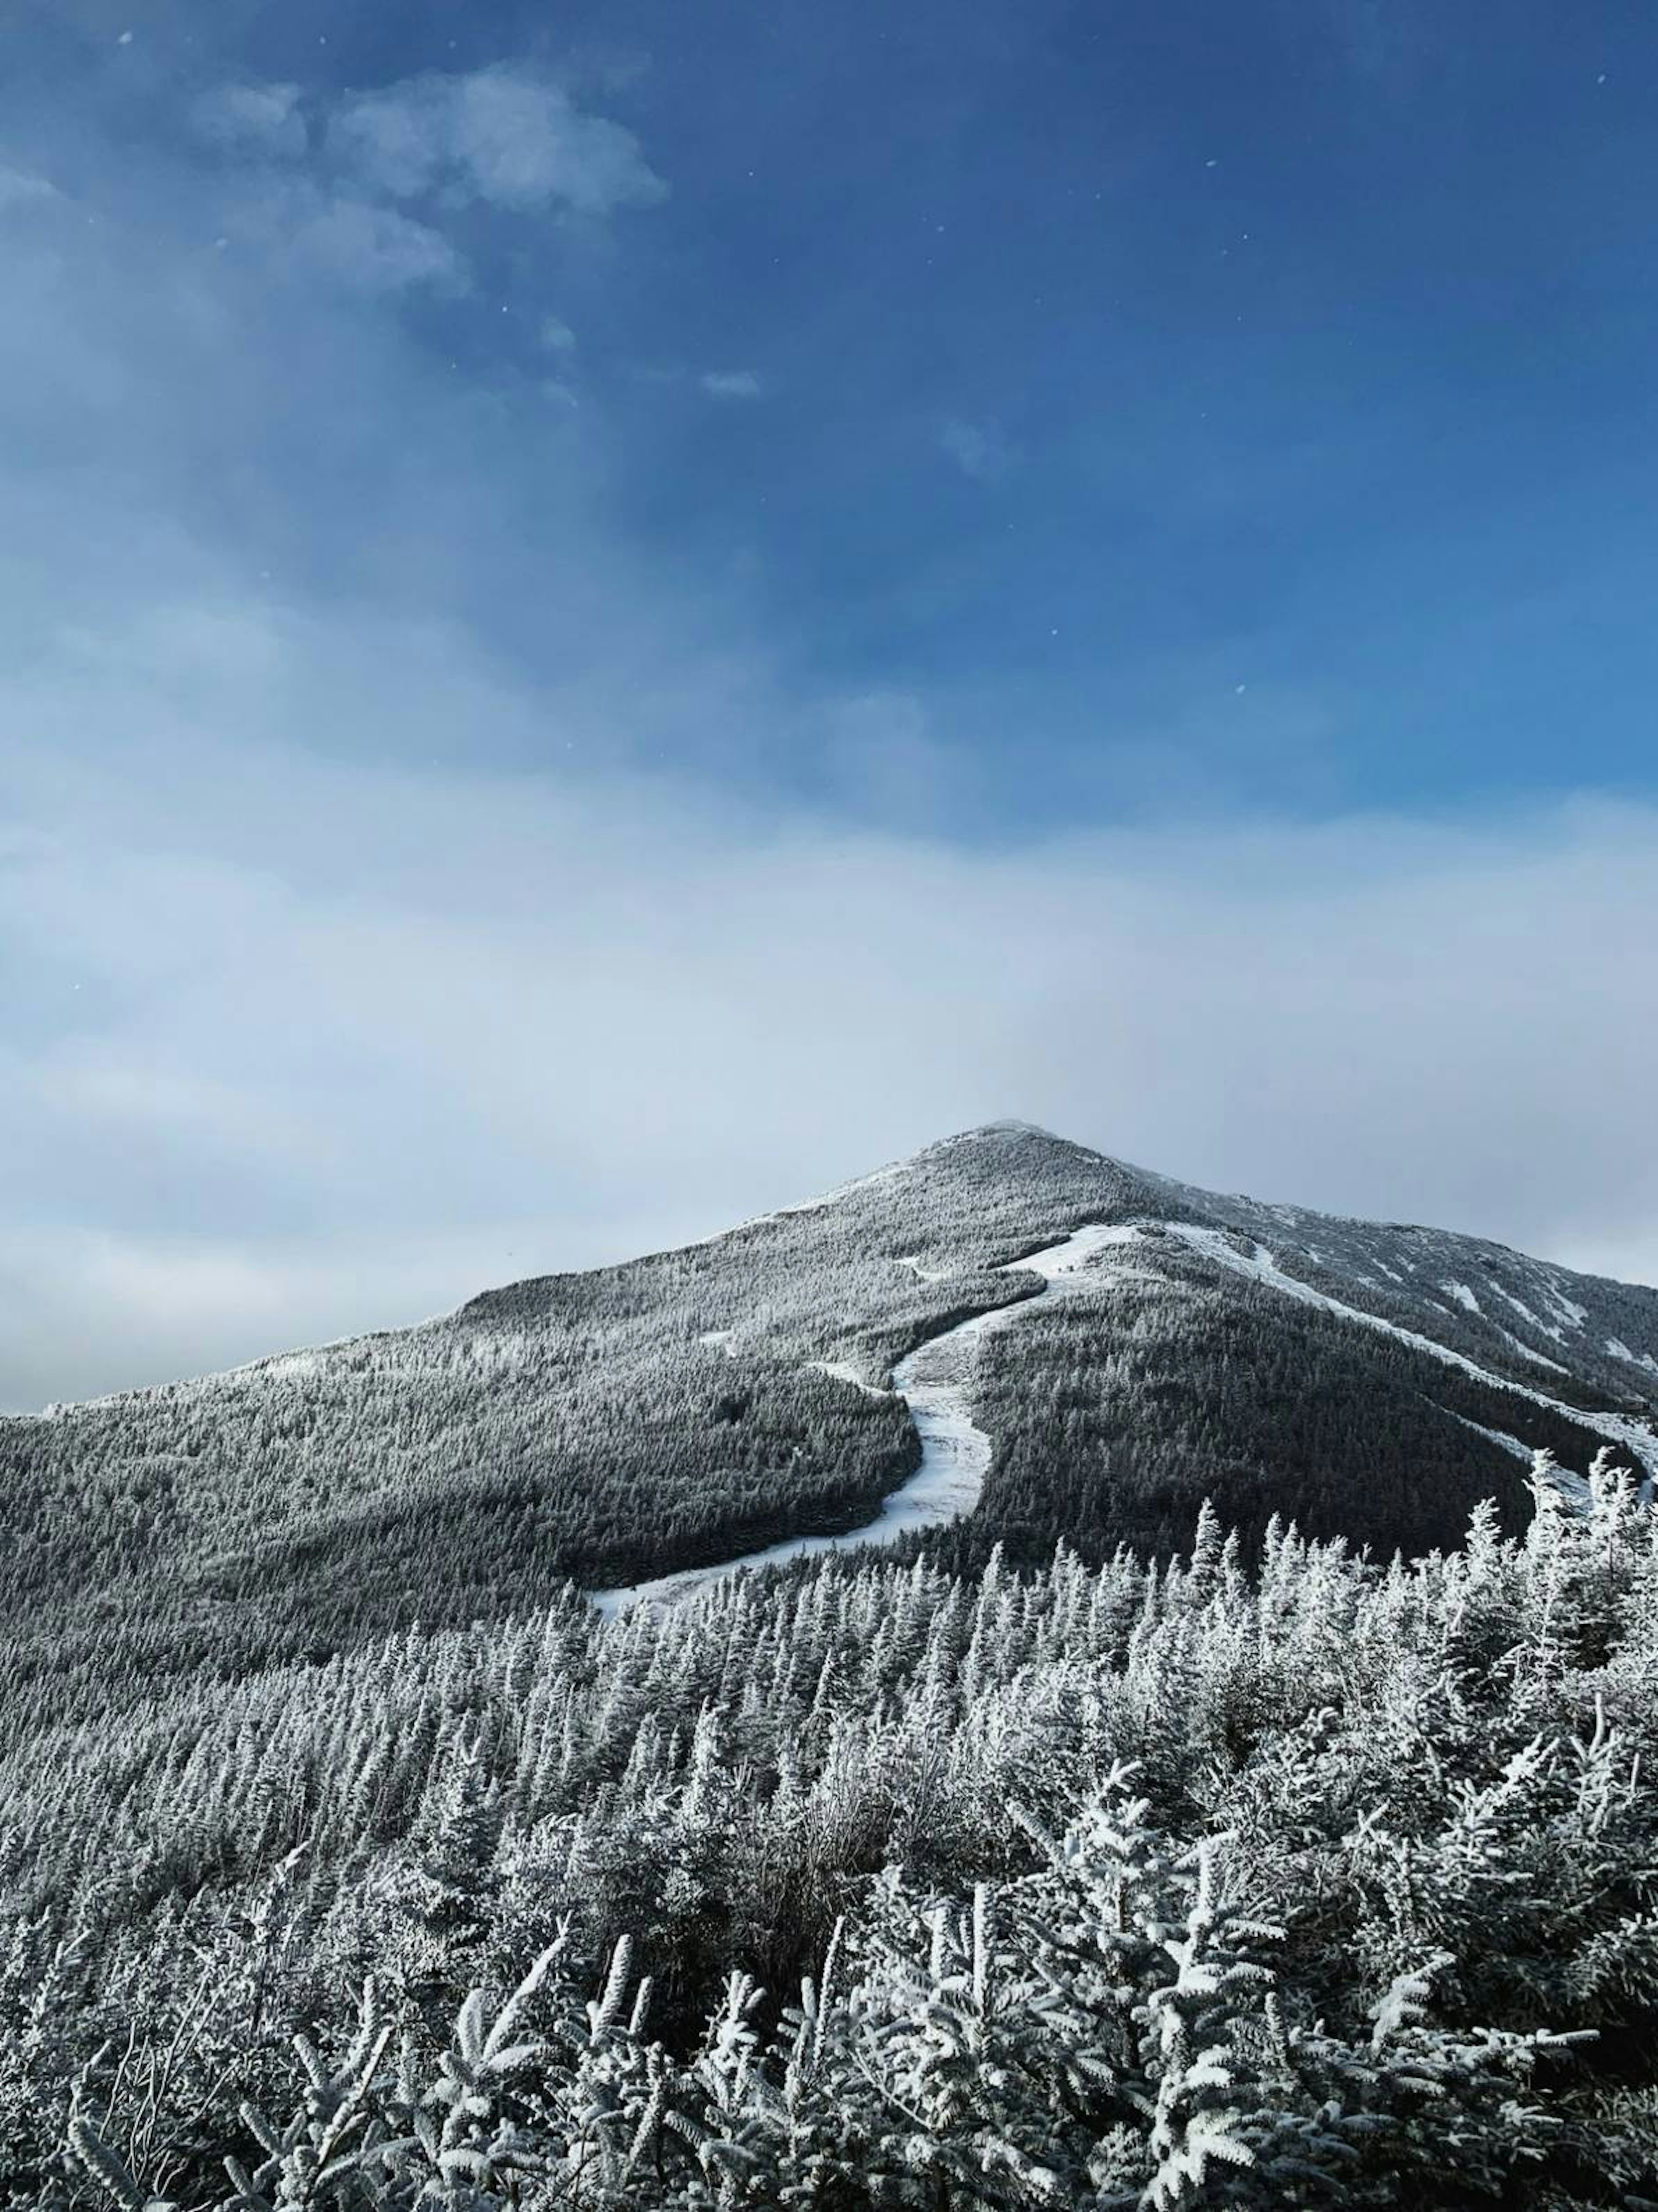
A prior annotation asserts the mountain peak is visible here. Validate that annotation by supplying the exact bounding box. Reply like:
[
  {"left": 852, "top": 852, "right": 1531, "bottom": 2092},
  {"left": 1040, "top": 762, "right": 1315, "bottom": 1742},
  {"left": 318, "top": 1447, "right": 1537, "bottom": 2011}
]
[
  {"left": 950, "top": 1119, "right": 1066, "bottom": 1142},
  {"left": 920, "top": 1119, "right": 1088, "bottom": 1158}
]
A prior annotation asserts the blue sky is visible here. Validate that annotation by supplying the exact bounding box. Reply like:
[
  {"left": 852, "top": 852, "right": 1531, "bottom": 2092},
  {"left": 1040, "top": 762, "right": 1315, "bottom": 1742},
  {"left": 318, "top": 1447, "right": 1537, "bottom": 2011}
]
[{"left": 3, "top": 0, "right": 1658, "bottom": 1402}]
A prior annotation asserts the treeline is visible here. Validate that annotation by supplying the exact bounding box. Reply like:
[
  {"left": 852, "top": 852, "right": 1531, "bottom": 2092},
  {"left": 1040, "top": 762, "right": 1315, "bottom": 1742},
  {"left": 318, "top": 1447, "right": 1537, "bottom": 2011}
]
[{"left": 5, "top": 1460, "right": 1658, "bottom": 2205}]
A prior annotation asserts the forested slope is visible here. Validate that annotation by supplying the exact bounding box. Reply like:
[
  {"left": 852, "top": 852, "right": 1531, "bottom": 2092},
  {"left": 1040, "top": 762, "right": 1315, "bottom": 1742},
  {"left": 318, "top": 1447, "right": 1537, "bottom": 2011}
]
[{"left": 3, "top": 1123, "right": 1656, "bottom": 1730}]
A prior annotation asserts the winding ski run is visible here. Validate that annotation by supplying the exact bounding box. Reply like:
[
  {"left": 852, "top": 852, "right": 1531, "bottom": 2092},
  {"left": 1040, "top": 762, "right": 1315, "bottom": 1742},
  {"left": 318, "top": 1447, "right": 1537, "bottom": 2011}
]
[
  {"left": 587, "top": 1223, "right": 1132, "bottom": 1618},
  {"left": 588, "top": 1215, "right": 1658, "bottom": 1618}
]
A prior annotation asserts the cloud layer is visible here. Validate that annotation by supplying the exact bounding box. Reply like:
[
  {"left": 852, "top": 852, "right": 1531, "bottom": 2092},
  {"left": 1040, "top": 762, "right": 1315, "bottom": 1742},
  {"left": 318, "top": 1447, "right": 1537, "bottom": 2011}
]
[{"left": 5, "top": 647, "right": 1657, "bottom": 1410}]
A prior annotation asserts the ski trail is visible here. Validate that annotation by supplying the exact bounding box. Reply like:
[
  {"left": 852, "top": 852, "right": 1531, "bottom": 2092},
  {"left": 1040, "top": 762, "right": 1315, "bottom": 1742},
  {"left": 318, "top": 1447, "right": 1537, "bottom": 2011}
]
[
  {"left": 587, "top": 1223, "right": 1136, "bottom": 1618},
  {"left": 588, "top": 1211, "right": 1653, "bottom": 1619},
  {"left": 1160, "top": 1223, "right": 1658, "bottom": 1498}
]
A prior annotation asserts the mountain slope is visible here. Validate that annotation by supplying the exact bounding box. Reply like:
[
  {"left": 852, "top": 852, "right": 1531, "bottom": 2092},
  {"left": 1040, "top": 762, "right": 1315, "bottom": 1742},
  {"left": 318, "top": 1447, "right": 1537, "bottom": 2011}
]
[{"left": 3, "top": 1123, "right": 1655, "bottom": 1730}]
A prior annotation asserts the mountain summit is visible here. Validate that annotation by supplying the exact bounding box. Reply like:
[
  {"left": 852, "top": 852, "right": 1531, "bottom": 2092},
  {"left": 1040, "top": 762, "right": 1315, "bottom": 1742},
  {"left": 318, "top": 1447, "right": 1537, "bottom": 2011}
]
[{"left": 4, "top": 1126, "right": 1656, "bottom": 1706}]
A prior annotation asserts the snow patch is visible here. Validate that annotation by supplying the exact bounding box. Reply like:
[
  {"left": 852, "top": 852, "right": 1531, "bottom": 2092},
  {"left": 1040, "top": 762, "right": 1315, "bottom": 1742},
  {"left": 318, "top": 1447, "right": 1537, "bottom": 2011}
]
[
  {"left": 1492, "top": 1284, "right": 1566, "bottom": 1344},
  {"left": 807, "top": 1359, "right": 889, "bottom": 1397},
  {"left": 1492, "top": 1326, "right": 1573, "bottom": 1377},
  {"left": 1447, "top": 1410, "right": 1534, "bottom": 1463},
  {"left": 1444, "top": 1411, "right": 1592, "bottom": 1508},
  {"left": 1005, "top": 1222, "right": 1146, "bottom": 1279}
]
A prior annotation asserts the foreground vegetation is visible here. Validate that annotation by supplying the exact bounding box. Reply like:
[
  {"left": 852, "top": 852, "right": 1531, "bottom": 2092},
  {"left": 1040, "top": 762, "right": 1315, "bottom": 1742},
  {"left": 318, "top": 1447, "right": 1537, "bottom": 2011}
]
[{"left": 6, "top": 1455, "right": 1658, "bottom": 2206}]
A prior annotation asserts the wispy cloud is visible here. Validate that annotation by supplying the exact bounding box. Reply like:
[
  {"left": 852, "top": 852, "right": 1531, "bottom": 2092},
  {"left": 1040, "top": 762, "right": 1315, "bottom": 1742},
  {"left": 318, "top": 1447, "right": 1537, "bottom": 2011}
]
[
  {"left": 939, "top": 413, "right": 1014, "bottom": 482},
  {"left": 327, "top": 64, "right": 668, "bottom": 215},
  {"left": 183, "top": 62, "right": 667, "bottom": 297},
  {"left": 232, "top": 184, "right": 465, "bottom": 294},
  {"left": 0, "top": 164, "right": 59, "bottom": 210},
  {"left": 700, "top": 368, "right": 765, "bottom": 400},
  {"left": 191, "top": 81, "right": 307, "bottom": 158}
]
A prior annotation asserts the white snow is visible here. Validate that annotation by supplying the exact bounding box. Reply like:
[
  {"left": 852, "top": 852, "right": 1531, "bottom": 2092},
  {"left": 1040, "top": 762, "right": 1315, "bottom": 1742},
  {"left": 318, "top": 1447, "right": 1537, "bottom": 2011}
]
[
  {"left": 807, "top": 1359, "right": 889, "bottom": 1396},
  {"left": 1445, "top": 1411, "right": 1593, "bottom": 1507},
  {"left": 589, "top": 1221, "right": 1134, "bottom": 1617},
  {"left": 699, "top": 1328, "right": 737, "bottom": 1358},
  {"left": 257, "top": 1353, "right": 323, "bottom": 1382},
  {"left": 1007, "top": 1221, "right": 1146, "bottom": 1277},
  {"left": 1491, "top": 1325, "right": 1573, "bottom": 1376},
  {"left": 1442, "top": 1281, "right": 1482, "bottom": 1314},
  {"left": 1444, "top": 1412, "right": 1592, "bottom": 1510},
  {"left": 1491, "top": 1283, "right": 1566, "bottom": 1344},
  {"left": 1447, "top": 1411, "right": 1534, "bottom": 1463},
  {"left": 1607, "top": 1337, "right": 1658, "bottom": 1376}
]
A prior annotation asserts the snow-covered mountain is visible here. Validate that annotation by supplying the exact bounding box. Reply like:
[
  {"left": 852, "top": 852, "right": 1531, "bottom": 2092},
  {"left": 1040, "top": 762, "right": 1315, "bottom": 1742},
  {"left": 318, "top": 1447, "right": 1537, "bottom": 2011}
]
[
  {"left": 8, "top": 1124, "right": 1658, "bottom": 2205},
  {"left": 4, "top": 1123, "right": 1655, "bottom": 1708}
]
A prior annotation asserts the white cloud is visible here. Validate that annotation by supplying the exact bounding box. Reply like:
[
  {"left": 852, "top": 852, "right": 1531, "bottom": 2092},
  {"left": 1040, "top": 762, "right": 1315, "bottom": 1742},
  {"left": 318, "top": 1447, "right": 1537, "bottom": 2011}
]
[
  {"left": 0, "top": 164, "right": 60, "bottom": 211},
  {"left": 700, "top": 368, "right": 765, "bottom": 400},
  {"left": 329, "top": 64, "right": 666, "bottom": 215},
  {"left": 228, "top": 181, "right": 465, "bottom": 292},
  {"left": 940, "top": 414, "right": 1014, "bottom": 482},
  {"left": 182, "top": 65, "right": 663, "bottom": 297},
  {"left": 6, "top": 642, "right": 1658, "bottom": 1407},
  {"left": 326, "top": 79, "right": 446, "bottom": 200},
  {"left": 540, "top": 314, "right": 577, "bottom": 353},
  {"left": 192, "top": 82, "right": 307, "bottom": 159},
  {"left": 293, "top": 193, "right": 463, "bottom": 292}
]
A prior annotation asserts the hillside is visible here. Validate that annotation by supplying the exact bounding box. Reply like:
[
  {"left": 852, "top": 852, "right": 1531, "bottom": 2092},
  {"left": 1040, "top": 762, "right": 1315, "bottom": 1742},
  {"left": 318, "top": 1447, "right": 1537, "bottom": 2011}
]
[
  {"left": 6, "top": 1127, "right": 1658, "bottom": 2208},
  {"left": 3, "top": 1122, "right": 1655, "bottom": 1737}
]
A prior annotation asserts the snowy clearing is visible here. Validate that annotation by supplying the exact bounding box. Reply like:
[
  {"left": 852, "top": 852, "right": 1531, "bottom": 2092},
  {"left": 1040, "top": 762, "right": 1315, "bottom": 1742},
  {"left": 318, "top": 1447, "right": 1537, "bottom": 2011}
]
[{"left": 807, "top": 1358, "right": 889, "bottom": 1396}]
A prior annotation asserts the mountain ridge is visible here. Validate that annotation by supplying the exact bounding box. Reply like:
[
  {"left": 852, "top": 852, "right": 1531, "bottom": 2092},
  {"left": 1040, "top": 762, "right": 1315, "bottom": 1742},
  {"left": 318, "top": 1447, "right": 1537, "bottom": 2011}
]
[
  {"left": 37, "top": 1121, "right": 1649, "bottom": 1412},
  {"left": 3, "top": 1122, "right": 1656, "bottom": 1734}
]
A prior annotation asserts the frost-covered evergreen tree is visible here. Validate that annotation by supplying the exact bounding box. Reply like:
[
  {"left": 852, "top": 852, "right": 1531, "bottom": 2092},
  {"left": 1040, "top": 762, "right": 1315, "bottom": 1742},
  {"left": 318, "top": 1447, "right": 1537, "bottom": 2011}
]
[{"left": 11, "top": 1458, "right": 1658, "bottom": 2209}]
